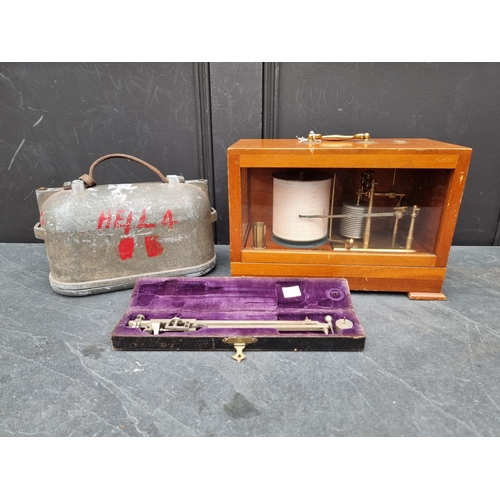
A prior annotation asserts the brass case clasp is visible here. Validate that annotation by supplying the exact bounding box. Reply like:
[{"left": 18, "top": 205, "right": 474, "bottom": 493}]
[{"left": 222, "top": 337, "right": 258, "bottom": 362}]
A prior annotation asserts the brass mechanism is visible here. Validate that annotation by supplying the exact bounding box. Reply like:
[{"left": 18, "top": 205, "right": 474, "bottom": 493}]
[{"left": 298, "top": 169, "right": 420, "bottom": 252}]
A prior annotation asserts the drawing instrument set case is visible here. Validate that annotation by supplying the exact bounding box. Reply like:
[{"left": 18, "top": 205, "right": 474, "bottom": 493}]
[{"left": 111, "top": 276, "right": 366, "bottom": 361}]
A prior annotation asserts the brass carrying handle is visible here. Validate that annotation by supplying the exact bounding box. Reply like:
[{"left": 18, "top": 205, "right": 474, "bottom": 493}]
[
  {"left": 307, "top": 131, "right": 370, "bottom": 141},
  {"left": 79, "top": 153, "right": 170, "bottom": 188}
]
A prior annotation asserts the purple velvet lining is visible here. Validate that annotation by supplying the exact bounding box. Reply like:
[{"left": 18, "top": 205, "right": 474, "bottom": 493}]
[{"left": 112, "top": 277, "right": 365, "bottom": 339}]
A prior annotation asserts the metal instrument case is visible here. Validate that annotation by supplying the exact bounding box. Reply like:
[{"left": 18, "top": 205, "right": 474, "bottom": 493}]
[{"left": 34, "top": 154, "right": 217, "bottom": 296}]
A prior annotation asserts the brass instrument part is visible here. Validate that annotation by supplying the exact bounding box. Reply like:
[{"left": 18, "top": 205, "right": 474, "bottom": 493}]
[
  {"left": 307, "top": 131, "right": 370, "bottom": 142},
  {"left": 406, "top": 206, "right": 420, "bottom": 250},
  {"left": 299, "top": 210, "right": 406, "bottom": 219},
  {"left": 222, "top": 337, "right": 258, "bottom": 362}
]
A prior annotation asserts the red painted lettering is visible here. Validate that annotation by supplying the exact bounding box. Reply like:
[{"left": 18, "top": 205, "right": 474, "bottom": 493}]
[
  {"left": 97, "top": 210, "right": 113, "bottom": 230},
  {"left": 113, "top": 209, "right": 126, "bottom": 229},
  {"left": 123, "top": 211, "right": 133, "bottom": 235},
  {"left": 40, "top": 211, "right": 45, "bottom": 227},
  {"left": 118, "top": 237, "right": 135, "bottom": 260},
  {"left": 144, "top": 235, "right": 164, "bottom": 257},
  {"left": 137, "top": 209, "right": 156, "bottom": 229},
  {"left": 160, "top": 209, "right": 178, "bottom": 230},
  {"left": 112, "top": 209, "right": 134, "bottom": 235}
]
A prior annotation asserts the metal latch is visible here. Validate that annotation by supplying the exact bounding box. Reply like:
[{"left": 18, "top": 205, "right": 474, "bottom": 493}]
[{"left": 222, "top": 337, "right": 258, "bottom": 363}]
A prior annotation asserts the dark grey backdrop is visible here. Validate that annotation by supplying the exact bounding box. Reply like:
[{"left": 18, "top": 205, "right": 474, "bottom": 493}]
[{"left": 1, "top": 62, "right": 499, "bottom": 245}]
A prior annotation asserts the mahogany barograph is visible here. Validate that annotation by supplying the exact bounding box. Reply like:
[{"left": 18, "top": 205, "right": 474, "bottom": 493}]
[{"left": 227, "top": 137, "right": 472, "bottom": 300}]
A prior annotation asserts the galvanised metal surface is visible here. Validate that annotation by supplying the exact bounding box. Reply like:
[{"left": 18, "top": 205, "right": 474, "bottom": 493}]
[{"left": 34, "top": 156, "right": 217, "bottom": 296}]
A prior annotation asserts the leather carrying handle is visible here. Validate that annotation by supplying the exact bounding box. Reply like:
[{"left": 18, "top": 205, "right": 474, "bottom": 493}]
[{"left": 79, "top": 153, "right": 170, "bottom": 187}]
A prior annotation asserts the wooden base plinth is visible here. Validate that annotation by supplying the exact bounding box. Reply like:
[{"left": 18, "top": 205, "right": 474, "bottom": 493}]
[
  {"left": 231, "top": 262, "right": 447, "bottom": 299},
  {"left": 407, "top": 292, "right": 447, "bottom": 300}
]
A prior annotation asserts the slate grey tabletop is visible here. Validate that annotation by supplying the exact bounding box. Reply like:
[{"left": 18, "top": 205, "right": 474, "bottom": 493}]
[{"left": 1, "top": 243, "right": 499, "bottom": 437}]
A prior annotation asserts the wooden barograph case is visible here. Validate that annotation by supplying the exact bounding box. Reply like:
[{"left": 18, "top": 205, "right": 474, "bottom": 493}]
[{"left": 227, "top": 136, "right": 472, "bottom": 300}]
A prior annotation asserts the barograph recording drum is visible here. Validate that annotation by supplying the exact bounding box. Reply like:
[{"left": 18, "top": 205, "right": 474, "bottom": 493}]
[
  {"left": 272, "top": 170, "right": 332, "bottom": 248},
  {"left": 339, "top": 201, "right": 368, "bottom": 239}
]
